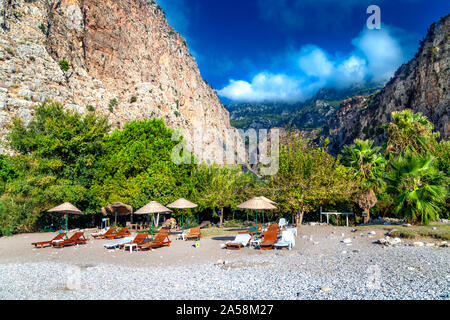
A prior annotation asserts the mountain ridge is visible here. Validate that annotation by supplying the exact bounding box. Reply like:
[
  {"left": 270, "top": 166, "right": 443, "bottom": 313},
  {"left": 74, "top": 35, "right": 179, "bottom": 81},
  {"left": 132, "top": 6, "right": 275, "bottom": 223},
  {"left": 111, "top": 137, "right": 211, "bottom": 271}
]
[
  {"left": 0, "top": 0, "right": 233, "bottom": 161},
  {"left": 324, "top": 14, "right": 449, "bottom": 154}
]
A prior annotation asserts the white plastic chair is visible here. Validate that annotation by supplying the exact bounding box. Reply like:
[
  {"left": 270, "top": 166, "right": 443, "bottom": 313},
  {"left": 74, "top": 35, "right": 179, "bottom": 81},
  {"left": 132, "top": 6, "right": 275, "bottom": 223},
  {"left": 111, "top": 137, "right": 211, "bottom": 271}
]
[
  {"left": 278, "top": 218, "right": 288, "bottom": 229},
  {"left": 274, "top": 230, "right": 296, "bottom": 250}
]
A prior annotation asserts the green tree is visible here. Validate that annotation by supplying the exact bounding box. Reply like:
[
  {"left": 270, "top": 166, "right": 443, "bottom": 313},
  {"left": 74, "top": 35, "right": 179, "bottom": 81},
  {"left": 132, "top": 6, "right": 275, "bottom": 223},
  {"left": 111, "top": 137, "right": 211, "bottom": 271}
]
[
  {"left": 0, "top": 154, "right": 17, "bottom": 193},
  {"left": 384, "top": 109, "right": 439, "bottom": 157},
  {"left": 342, "top": 139, "right": 385, "bottom": 223},
  {"left": 193, "top": 163, "right": 255, "bottom": 227},
  {"left": 1, "top": 102, "right": 110, "bottom": 234},
  {"left": 266, "top": 131, "right": 357, "bottom": 226},
  {"left": 385, "top": 153, "right": 448, "bottom": 225},
  {"left": 91, "top": 119, "right": 197, "bottom": 211}
]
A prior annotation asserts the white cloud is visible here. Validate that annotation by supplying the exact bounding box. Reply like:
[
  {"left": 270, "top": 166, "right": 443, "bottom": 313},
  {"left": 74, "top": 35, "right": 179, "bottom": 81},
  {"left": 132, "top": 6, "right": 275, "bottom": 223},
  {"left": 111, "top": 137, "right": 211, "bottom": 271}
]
[
  {"left": 298, "top": 46, "right": 334, "bottom": 78},
  {"left": 219, "top": 26, "right": 408, "bottom": 102},
  {"left": 217, "top": 73, "right": 309, "bottom": 103},
  {"left": 352, "top": 28, "right": 405, "bottom": 82}
]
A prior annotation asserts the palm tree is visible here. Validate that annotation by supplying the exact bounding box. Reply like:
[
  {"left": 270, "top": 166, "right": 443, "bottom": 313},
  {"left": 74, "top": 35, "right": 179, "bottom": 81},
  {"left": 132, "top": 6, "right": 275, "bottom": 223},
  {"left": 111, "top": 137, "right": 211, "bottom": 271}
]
[
  {"left": 385, "top": 153, "right": 448, "bottom": 225},
  {"left": 342, "top": 139, "right": 385, "bottom": 223},
  {"left": 384, "top": 109, "right": 439, "bottom": 157}
]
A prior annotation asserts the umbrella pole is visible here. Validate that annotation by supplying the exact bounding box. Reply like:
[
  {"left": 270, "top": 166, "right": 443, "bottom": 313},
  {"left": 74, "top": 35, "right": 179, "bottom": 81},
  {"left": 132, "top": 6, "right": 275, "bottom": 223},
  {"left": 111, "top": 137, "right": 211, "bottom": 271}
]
[
  {"left": 151, "top": 214, "right": 153, "bottom": 238},
  {"left": 115, "top": 208, "right": 117, "bottom": 228},
  {"left": 255, "top": 210, "right": 258, "bottom": 238},
  {"left": 65, "top": 214, "right": 68, "bottom": 239},
  {"left": 262, "top": 210, "right": 265, "bottom": 228}
]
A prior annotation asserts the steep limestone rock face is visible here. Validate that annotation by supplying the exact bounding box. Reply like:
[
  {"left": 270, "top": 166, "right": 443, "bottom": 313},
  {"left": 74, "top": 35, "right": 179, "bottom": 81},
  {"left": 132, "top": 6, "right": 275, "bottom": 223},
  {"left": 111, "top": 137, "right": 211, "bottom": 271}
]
[
  {"left": 0, "top": 0, "right": 234, "bottom": 161},
  {"left": 325, "top": 15, "right": 449, "bottom": 154}
]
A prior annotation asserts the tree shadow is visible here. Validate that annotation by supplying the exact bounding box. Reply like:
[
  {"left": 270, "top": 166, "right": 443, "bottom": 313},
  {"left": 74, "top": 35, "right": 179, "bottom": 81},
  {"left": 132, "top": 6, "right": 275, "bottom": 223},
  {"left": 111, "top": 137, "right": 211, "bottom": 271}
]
[{"left": 211, "top": 236, "right": 235, "bottom": 241}]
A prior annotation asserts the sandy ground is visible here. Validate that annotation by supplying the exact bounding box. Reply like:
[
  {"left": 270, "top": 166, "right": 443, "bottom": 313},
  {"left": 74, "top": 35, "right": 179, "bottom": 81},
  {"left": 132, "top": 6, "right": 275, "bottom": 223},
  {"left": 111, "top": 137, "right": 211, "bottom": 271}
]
[
  {"left": 0, "top": 225, "right": 444, "bottom": 267},
  {"left": 1, "top": 225, "right": 449, "bottom": 300}
]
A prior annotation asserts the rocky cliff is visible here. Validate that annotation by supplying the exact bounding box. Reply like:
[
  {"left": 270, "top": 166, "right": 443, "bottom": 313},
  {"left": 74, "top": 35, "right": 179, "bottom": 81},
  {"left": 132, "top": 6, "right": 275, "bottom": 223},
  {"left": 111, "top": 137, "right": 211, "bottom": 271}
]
[
  {"left": 0, "top": 0, "right": 234, "bottom": 161},
  {"left": 324, "top": 14, "right": 449, "bottom": 154}
]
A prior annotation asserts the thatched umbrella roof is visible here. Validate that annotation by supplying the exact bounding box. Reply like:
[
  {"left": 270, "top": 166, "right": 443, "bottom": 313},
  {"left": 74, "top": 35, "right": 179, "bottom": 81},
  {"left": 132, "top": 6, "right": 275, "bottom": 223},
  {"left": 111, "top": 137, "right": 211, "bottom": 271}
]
[
  {"left": 237, "top": 197, "right": 277, "bottom": 210},
  {"left": 48, "top": 202, "right": 84, "bottom": 215},
  {"left": 101, "top": 202, "right": 133, "bottom": 216},
  {"left": 166, "top": 198, "right": 198, "bottom": 209},
  {"left": 259, "top": 196, "right": 277, "bottom": 205},
  {"left": 135, "top": 201, "right": 172, "bottom": 215}
]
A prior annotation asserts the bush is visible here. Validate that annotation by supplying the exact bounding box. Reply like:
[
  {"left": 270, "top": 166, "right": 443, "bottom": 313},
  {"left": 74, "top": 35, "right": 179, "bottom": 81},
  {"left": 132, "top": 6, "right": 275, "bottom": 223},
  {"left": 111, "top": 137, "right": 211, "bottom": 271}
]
[
  {"left": 108, "top": 98, "right": 118, "bottom": 113},
  {"left": 0, "top": 198, "right": 36, "bottom": 236},
  {"left": 58, "top": 60, "right": 70, "bottom": 72}
]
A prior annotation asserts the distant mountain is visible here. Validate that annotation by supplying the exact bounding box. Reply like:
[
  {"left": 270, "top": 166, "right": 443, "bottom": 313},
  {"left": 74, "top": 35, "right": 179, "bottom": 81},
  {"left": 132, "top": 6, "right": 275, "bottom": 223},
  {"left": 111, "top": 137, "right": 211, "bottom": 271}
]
[
  {"left": 323, "top": 14, "right": 450, "bottom": 154},
  {"left": 226, "top": 86, "right": 381, "bottom": 132}
]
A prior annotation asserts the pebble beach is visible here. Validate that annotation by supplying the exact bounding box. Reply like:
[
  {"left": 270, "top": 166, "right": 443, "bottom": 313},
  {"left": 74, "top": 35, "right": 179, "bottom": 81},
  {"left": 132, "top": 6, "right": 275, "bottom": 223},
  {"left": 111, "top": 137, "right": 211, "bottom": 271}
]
[{"left": 0, "top": 225, "right": 449, "bottom": 300}]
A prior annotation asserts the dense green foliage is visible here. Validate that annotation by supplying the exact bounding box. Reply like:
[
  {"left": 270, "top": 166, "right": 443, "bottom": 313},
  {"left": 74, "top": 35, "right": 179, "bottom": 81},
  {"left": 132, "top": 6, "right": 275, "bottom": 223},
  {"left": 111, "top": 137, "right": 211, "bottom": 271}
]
[
  {"left": 91, "top": 118, "right": 197, "bottom": 210},
  {"left": 0, "top": 104, "right": 447, "bottom": 235},
  {"left": 341, "top": 139, "right": 385, "bottom": 222},
  {"left": 343, "top": 110, "right": 449, "bottom": 225},
  {"left": 193, "top": 163, "right": 257, "bottom": 227},
  {"left": 265, "top": 131, "right": 358, "bottom": 224},
  {"left": 385, "top": 153, "right": 448, "bottom": 224}
]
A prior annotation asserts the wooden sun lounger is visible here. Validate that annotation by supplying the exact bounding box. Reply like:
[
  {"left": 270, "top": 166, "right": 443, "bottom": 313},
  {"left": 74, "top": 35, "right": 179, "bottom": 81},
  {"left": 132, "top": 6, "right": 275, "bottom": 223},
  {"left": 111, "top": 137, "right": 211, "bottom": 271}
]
[
  {"left": 225, "top": 234, "right": 252, "bottom": 250},
  {"left": 92, "top": 227, "right": 116, "bottom": 239},
  {"left": 160, "top": 227, "right": 171, "bottom": 235},
  {"left": 104, "top": 227, "right": 131, "bottom": 239},
  {"left": 52, "top": 232, "right": 87, "bottom": 248},
  {"left": 119, "top": 233, "right": 150, "bottom": 250},
  {"left": 138, "top": 233, "right": 171, "bottom": 251},
  {"left": 238, "top": 224, "right": 262, "bottom": 237},
  {"left": 266, "top": 224, "right": 280, "bottom": 236},
  {"left": 259, "top": 231, "right": 277, "bottom": 250},
  {"left": 185, "top": 227, "right": 201, "bottom": 240},
  {"left": 31, "top": 232, "right": 66, "bottom": 248}
]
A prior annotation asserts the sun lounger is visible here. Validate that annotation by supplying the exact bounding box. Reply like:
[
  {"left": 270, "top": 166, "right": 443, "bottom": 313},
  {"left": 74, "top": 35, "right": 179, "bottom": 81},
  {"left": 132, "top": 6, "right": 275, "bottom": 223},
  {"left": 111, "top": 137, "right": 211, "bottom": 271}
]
[
  {"left": 159, "top": 227, "right": 171, "bottom": 235},
  {"left": 225, "top": 233, "right": 252, "bottom": 250},
  {"left": 92, "top": 227, "right": 116, "bottom": 239},
  {"left": 103, "top": 236, "right": 134, "bottom": 249},
  {"left": 118, "top": 233, "right": 150, "bottom": 250},
  {"left": 266, "top": 224, "right": 280, "bottom": 235},
  {"left": 185, "top": 227, "right": 201, "bottom": 240},
  {"left": 274, "top": 230, "right": 296, "bottom": 250},
  {"left": 278, "top": 218, "right": 288, "bottom": 229},
  {"left": 31, "top": 232, "right": 66, "bottom": 248},
  {"left": 238, "top": 224, "right": 262, "bottom": 237},
  {"left": 259, "top": 231, "right": 277, "bottom": 250},
  {"left": 285, "top": 227, "right": 297, "bottom": 237},
  {"left": 52, "top": 232, "right": 87, "bottom": 248},
  {"left": 104, "top": 227, "right": 131, "bottom": 239},
  {"left": 138, "top": 233, "right": 171, "bottom": 251}
]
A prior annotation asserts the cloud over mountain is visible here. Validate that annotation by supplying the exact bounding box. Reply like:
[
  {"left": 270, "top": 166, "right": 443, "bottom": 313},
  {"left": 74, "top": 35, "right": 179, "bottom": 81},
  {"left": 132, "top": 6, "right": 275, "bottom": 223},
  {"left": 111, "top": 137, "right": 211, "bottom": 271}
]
[{"left": 218, "top": 26, "right": 410, "bottom": 103}]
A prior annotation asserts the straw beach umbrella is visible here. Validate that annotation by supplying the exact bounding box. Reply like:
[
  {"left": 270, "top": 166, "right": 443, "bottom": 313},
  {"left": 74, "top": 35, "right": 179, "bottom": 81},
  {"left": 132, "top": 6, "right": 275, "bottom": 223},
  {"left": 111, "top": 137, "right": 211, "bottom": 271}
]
[
  {"left": 101, "top": 202, "right": 133, "bottom": 227},
  {"left": 237, "top": 197, "right": 277, "bottom": 237},
  {"left": 135, "top": 201, "right": 172, "bottom": 236},
  {"left": 259, "top": 196, "right": 277, "bottom": 205},
  {"left": 47, "top": 202, "right": 84, "bottom": 239},
  {"left": 167, "top": 198, "right": 198, "bottom": 232},
  {"left": 258, "top": 196, "right": 277, "bottom": 225}
]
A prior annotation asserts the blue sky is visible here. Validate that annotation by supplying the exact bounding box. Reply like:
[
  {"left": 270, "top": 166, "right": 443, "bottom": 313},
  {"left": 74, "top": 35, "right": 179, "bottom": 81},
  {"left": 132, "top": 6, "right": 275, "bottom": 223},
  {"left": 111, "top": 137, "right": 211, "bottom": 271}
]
[{"left": 156, "top": 0, "right": 449, "bottom": 103}]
